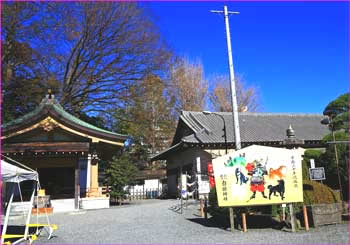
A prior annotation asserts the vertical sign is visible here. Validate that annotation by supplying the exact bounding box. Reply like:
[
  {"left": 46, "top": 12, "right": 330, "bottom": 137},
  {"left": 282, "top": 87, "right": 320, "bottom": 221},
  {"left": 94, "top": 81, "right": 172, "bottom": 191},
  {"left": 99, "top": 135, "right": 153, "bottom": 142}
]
[
  {"left": 181, "top": 174, "right": 187, "bottom": 198},
  {"left": 310, "top": 159, "right": 315, "bottom": 169},
  {"left": 196, "top": 157, "right": 201, "bottom": 173}
]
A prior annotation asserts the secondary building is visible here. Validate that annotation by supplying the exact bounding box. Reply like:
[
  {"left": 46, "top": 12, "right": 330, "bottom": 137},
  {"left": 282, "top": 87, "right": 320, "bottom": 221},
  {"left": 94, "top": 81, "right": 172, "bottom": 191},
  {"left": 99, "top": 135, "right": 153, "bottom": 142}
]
[{"left": 151, "top": 111, "right": 330, "bottom": 197}]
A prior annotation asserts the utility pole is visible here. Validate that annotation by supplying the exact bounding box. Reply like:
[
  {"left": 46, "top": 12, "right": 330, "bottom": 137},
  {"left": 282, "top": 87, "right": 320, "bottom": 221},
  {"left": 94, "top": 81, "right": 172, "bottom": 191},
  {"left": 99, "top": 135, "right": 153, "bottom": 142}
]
[
  {"left": 211, "top": 6, "right": 241, "bottom": 150},
  {"left": 211, "top": 5, "right": 242, "bottom": 233}
]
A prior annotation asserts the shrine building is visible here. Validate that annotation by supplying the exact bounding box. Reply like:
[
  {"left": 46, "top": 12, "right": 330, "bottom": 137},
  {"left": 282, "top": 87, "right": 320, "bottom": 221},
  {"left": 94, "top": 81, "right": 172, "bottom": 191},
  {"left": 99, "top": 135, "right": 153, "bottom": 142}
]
[{"left": 1, "top": 93, "right": 127, "bottom": 212}]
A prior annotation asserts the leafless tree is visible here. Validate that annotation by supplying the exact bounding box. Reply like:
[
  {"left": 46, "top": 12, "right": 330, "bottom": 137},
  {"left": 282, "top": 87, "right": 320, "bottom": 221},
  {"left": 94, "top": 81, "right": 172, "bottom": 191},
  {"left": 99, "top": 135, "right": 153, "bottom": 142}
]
[
  {"left": 127, "top": 74, "right": 176, "bottom": 154},
  {"left": 209, "top": 74, "right": 261, "bottom": 112},
  {"left": 49, "top": 2, "right": 172, "bottom": 115},
  {"left": 168, "top": 57, "right": 208, "bottom": 114}
]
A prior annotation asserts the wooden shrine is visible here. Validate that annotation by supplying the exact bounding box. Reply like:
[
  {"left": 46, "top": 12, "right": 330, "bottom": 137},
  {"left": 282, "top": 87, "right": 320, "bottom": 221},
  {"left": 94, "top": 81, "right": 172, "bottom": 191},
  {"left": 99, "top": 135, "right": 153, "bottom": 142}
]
[{"left": 1, "top": 92, "right": 127, "bottom": 210}]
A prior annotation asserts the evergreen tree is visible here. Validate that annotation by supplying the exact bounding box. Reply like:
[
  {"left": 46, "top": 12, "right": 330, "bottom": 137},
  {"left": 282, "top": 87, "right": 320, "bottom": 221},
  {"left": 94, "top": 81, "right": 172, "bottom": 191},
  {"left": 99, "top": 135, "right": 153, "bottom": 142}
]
[
  {"left": 321, "top": 93, "right": 349, "bottom": 200},
  {"left": 104, "top": 154, "right": 138, "bottom": 201}
]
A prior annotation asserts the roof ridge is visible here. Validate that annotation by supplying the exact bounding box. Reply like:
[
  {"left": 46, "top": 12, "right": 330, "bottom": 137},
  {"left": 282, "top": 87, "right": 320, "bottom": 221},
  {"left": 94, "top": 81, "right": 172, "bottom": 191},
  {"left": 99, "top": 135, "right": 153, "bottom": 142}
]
[
  {"left": 181, "top": 111, "right": 324, "bottom": 117},
  {"left": 239, "top": 112, "right": 324, "bottom": 117}
]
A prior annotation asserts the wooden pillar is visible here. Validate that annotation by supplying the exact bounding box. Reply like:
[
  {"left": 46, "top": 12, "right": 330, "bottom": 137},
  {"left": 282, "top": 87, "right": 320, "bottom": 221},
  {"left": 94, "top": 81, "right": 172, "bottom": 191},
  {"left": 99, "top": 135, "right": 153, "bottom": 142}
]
[
  {"left": 204, "top": 196, "right": 208, "bottom": 219},
  {"left": 89, "top": 160, "right": 99, "bottom": 197},
  {"left": 74, "top": 162, "right": 80, "bottom": 210},
  {"left": 229, "top": 207, "right": 235, "bottom": 232},
  {"left": 289, "top": 203, "right": 296, "bottom": 232},
  {"left": 303, "top": 205, "right": 309, "bottom": 231},
  {"left": 242, "top": 213, "right": 247, "bottom": 232}
]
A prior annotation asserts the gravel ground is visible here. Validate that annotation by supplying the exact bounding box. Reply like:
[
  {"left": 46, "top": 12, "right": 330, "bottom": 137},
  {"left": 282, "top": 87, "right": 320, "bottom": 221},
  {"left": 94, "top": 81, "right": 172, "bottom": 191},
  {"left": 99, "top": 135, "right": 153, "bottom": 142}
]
[{"left": 8, "top": 199, "right": 349, "bottom": 244}]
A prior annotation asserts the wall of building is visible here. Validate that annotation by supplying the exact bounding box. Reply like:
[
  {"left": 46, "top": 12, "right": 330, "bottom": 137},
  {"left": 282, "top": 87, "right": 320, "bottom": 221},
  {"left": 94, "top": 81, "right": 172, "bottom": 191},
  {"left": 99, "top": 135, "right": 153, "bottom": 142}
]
[
  {"left": 204, "top": 149, "right": 236, "bottom": 158},
  {"left": 166, "top": 148, "right": 212, "bottom": 197}
]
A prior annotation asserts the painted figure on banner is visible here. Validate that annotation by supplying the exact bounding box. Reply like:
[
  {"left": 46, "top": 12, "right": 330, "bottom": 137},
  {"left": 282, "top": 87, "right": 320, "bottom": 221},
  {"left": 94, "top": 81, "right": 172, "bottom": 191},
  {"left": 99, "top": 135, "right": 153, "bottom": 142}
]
[
  {"left": 246, "top": 159, "right": 268, "bottom": 201},
  {"left": 212, "top": 145, "right": 303, "bottom": 207}
]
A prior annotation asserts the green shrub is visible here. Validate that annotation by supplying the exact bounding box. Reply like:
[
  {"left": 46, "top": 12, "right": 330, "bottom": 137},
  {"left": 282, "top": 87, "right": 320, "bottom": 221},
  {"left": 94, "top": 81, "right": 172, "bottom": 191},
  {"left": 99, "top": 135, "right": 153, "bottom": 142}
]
[
  {"left": 208, "top": 187, "right": 229, "bottom": 217},
  {"left": 302, "top": 179, "right": 341, "bottom": 205},
  {"left": 208, "top": 179, "right": 341, "bottom": 219}
]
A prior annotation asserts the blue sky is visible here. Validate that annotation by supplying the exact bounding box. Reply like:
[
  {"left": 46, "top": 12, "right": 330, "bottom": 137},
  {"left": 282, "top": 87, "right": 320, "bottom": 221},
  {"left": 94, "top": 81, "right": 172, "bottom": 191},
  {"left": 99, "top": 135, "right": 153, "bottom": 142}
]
[{"left": 147, "top": 1, "right": 348, "bottom": 114}]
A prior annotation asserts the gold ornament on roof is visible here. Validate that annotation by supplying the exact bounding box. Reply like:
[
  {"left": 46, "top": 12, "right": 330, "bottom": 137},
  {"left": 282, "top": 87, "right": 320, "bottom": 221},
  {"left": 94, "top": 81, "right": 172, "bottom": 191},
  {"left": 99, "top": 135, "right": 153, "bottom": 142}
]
[{"left": 40, "top": 117, "right": 58, "bottom": 132}]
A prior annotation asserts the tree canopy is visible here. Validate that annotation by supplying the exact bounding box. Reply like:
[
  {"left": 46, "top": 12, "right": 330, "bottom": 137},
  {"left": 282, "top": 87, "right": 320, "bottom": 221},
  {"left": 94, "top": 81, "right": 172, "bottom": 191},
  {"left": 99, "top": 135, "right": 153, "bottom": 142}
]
[
  {"left": 2, "top": 1, "right": 171, "bottom": 122},
  {"left": 323, "top": 93, "right": 349, "bottom": 131},
  {"left": 311, "top": 93, "right": 350, "bottom": 200}
]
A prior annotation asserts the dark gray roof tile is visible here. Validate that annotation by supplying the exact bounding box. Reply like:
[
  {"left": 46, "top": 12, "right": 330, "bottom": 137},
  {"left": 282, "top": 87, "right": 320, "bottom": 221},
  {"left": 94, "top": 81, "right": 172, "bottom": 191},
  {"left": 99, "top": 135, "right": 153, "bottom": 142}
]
[{"left": 180, "top": 111, "right": 329, "bottom": 144}]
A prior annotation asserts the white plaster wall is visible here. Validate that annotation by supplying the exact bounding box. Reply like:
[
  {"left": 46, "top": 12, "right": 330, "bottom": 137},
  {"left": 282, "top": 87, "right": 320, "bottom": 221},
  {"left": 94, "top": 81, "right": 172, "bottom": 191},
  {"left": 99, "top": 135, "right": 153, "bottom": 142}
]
[{"left": 131, "top": 179, "right": 161, "bottom": 192}]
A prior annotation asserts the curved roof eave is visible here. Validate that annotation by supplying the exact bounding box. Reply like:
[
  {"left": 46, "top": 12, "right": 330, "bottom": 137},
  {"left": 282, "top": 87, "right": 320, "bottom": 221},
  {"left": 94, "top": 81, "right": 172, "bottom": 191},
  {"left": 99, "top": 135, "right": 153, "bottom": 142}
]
[{"left": 1, "top": 97, "right": 128, "bottom": 144}]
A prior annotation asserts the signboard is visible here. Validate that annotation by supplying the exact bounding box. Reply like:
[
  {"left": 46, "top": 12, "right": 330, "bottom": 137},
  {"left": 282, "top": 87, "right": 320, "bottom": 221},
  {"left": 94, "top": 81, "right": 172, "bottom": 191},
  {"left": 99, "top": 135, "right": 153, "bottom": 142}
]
[
  {"left": 309, "top": 167, "right": 326, "bottom": 180},
  {"left": 198, "top": 174, "right": 210, "bottom": 194},
  {"left": 212, "top": 145, "right": 303, "bottom": 207}
]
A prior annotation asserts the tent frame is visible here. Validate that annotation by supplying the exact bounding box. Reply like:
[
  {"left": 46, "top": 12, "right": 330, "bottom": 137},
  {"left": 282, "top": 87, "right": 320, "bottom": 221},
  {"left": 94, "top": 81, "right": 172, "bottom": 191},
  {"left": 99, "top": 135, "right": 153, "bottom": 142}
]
[
  {"left": 1, "top": 180, "right": 37, "bottom": 244},
  {"left": 1, "top": 157, "right": 57, "bottom": 244}
]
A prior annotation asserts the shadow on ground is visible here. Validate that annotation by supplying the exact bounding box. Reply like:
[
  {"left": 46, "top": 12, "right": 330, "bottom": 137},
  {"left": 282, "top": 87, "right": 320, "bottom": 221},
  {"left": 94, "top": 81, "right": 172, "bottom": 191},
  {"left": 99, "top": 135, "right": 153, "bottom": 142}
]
[
  {"left": 187, "top": 214, "right": 284, "bottom": 231},
  {"left": 1, "top": 225, "right": 39, "bottom": 244}
]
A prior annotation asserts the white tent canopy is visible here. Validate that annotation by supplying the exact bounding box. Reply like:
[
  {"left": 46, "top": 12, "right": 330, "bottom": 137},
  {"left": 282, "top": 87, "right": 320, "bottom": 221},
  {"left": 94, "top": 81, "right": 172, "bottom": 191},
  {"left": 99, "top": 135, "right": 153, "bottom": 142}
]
[
  {"left": 1, "top": 159, "right": 38, "bottom": 183},
  {"left": 1, "top": 159, "right": 39, "bottom": 244}
]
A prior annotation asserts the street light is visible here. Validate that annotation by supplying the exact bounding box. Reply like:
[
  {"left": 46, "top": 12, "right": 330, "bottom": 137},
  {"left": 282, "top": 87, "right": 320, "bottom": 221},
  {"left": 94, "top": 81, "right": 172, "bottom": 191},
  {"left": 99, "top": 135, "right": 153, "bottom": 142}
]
[
  {"left": 203, "top": 111, "right": 227, "bottom": 154},
  {"left": 321, "top": 115, "right": 343, "bottom": 203}
]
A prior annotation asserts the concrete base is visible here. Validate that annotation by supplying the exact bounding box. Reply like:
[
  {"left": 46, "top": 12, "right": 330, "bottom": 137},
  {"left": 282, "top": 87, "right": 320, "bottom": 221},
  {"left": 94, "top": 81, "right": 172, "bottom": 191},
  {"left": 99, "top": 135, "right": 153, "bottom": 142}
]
[
  {"left": 51, "top": 199, "right": 75, "bottom": 213},
  {"left": 80, "top": 197, "right": 110, "bottom": 210},
  {"left": 9, "top": 197, "right": 110, "bottom": 215},
  {"left": 10, "top": 201, "right": 31, "bottom": 216}
]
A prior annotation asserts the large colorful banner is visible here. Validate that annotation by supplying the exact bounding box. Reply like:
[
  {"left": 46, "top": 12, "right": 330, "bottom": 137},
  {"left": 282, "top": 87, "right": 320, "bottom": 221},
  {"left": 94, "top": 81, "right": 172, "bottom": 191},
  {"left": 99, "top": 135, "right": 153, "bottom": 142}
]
[{"left": 212, "top": 145, "right": 303, "bottom": 207}]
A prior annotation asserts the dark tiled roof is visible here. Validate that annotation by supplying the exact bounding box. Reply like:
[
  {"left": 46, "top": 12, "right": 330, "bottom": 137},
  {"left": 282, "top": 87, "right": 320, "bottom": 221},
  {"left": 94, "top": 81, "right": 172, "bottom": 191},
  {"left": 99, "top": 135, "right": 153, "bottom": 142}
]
[
  {"left": 180, "top": 111, "right": 329, "bottom": 144},
  {"left": 150, "top": 111, "right": 329, "bottom": 161},
  {"left": 150, "top": 142, "right": 183, "bottom": 161}
]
